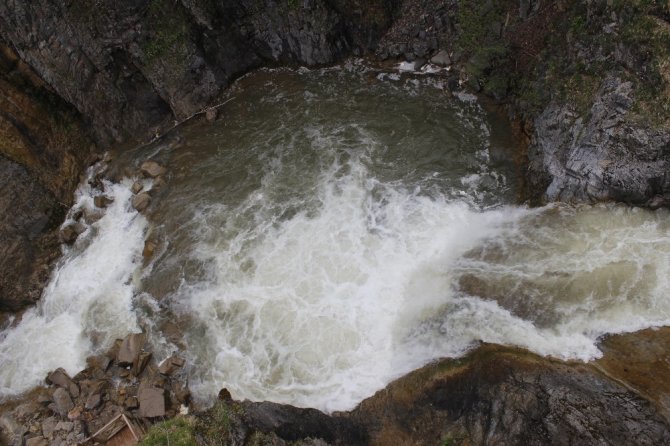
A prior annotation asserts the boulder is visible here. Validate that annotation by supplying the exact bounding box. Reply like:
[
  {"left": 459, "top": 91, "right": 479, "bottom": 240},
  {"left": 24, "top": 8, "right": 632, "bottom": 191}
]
[
  {"left": 131, "top": 352, "right": 152, "bottom": 377},
  {"left": 41, "top": 417, "right": 58, "bottom": 439},
  {"left": 117, "top": 333, "right": 146, "bottom": 367},
  {"left": 93, "top": 195, "right": 113, "bottom": 208},
  {"left": 50, "top": 388, "right": 73, "bottom": 417},
  {"left": 131, "top": 181, "right": 143, "bottom": 194},
  {"left": 143, "top": 240, "right": 157, "bottom": 260},
  {"left": 131, "top": 192, "right": 151, "bottom": 212},
  {"left": 206, "top": 108, "right": 218, "bottom": 122},
  {"left": 158, "top": 356, "right": 185, "bottom": 376},
  {"left": 46, "top": 368, "right": 79, "bottom": 397},
  {"left": 59, "top": 222, "right": 85, "bottom": 244},
  {"left": 140, "top": 161, "right": 167, "bottom": 178},
  {"left": 138, "top": 388, "right": 165, "bottom": 418},
  {"left": 25, "top": 437, "right": 48, "bottom": 446},
  {"left": 84, "top": 392, "right": 102, "bottom": 410},
  {"left": 151, "top": 175, "right": 166, "bottom": 191},
  {"left": 430, "top": 49, "right": 451, "bottom": 66}
]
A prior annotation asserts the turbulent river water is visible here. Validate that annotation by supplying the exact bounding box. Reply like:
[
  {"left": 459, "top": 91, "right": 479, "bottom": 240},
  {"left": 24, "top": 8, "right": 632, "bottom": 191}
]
[{"left": 1, "top": 62, "right": 670, "bottom": 412}]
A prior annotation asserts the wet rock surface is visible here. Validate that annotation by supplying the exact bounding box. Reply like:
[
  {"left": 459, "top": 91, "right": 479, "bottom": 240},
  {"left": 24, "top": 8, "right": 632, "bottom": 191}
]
[
  {"left": 2, "top": 329, "right": 670, "bottom": 445},
  {"left": 0, "top": 156, "right": 64, "bottom": 312},
  {"left": 0, "top": 1, "right": 397, "bottom": 144},
  {"left": 128, "top": 328, "right": 670, "bottom": 446}
]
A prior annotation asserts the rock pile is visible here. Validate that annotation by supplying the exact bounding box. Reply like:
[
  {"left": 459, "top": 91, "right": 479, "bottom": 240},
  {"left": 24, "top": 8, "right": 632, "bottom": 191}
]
[{"left": 0, "top": 333, "right": 189, "bottom": 446}]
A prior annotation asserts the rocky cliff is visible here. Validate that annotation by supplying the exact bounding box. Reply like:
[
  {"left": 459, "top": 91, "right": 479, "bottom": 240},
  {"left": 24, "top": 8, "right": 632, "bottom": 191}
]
[
  {"left": 0, "top": 0, "right": 396, "bottom": 312},
  {"left": 2, "top": 0, "right": 669, "bottom": 310}
]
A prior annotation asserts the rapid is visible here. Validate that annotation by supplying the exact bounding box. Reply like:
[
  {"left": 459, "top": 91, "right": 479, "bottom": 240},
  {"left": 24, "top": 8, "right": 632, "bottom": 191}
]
[{"left": 1, "top": 62, "right": 669, "bottom": 412}]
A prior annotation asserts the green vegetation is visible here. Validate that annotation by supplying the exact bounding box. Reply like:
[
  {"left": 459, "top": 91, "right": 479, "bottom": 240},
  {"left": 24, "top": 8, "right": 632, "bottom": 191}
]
[
  {"left": 442, "top": 432, "right": 466, "bottom": 446},
  {"left": 142, "top": 0, "right": 190, "bottom": 63},
  {"left": 139, "top": 416, "right": 198, "bottom": 446},
  {"left": 456, "top": 0, "right": 516, "bottom": 98},
  {"left": 193, "top": 400, "right": 246, "bottom": 445}
]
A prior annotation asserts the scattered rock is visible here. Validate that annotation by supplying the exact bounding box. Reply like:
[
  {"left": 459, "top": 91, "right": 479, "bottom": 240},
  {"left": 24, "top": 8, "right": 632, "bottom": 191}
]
[
  {"left": 58, "top": 222, "right": 85, "bottom": 244},
  {"left": 51, "top": 388, "right": 73, "bottom": 417},
  {"left": 54, "top": 421, "right": 73, "bottom": 432},
  {"left": 131, "top": 181, "right": 143, "bottom": 194},
  {"left": 430, "top": 49, "right": 451, "bottom": 66},
  {"left": 138, "top": 388, "right": 165, "bottom": 418},
  {"left": 41, "top": 417, "right": 57, "bottom": 438},
  {"left": 206, "top": 108, "right": 218, "bottom": 122},
  {"left": 67, "top": 406, "right": 82, "bottom": 420},
  {"left": 25, "top": 436, "right": 48, "bottom": 446},
  {"left": 140, "top": 160, "right": 167, "bottom": 178},
  {"left": 82, "top": 208, "right": 103, "bottom": 224},
  {"left": 117, "top": 333, "right": 146, "bottom": 367},
  {"left": 84, "top": 393, "right": 102, "bottom": 410},
  {"left": 151, "top": 175, "right": 166, "bottom": 191},
  {"left": 131, "top": 352, "right": 152, "bottom": 377},
  {"left": 158, "top": 356, "right": 185, "bottom": 376},
  {"left": 124, "top": 396, "right": 139, "bottom": 410},
  {"left": 218, "top": 388, "right": 232, "bottom": 401},
  {"left": 93, "top": 195, "right": 113, "bottom": 208},
  {"left": 131, "top": 192, "right": 151, "bottom": 212},
  {"left": 143, "top": 240, "right": 157, "bottom": 260},
  {"left": 46, "top": 368, "right": 79, "bottom": 397}
]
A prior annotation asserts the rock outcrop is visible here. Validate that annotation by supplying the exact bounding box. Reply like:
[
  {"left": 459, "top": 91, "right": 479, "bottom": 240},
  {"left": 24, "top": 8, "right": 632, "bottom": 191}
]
[
  {"left": 0, "top": 0, "right": 397, "bottom": 144},
  {"left": 528, "top": 77, "right": 670, "bottom": 206},
  {"left": 132, "top": 328, "right": 670, "bottom": 446},
  {"left": 0, "top": 156, "right": 64, "bottom": 311}
]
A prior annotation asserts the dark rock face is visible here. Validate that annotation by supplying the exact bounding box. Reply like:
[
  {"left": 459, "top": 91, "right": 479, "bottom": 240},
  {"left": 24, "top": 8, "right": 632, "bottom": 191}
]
[
  {"left": 0, "top": 156, "right": 63, "bottom": 312},
  {"left": 528, "top": 77, "right": 670, "bottom": 206},
  {"left": 0, "top": 0, "right": 396, "bottom": 144},
  {"left": 350, "top": 345, "right": 670, "bottom": 446}
]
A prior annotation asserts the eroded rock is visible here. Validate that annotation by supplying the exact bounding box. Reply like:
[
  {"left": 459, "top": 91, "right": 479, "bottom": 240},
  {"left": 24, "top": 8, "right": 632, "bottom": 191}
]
[
  {"left": 158, "top": 356, "right": 185, "bottom": 376},
  {"left": 117, "top": 333, "right": 146, "bottom": 367},
  {"left": 93, "top": 195, "right": 113, "bottom": 208},
  {"left": 131, "top": 192, "right": 151, "bottom": 212},
  {"left": 140, "top": 161, "right": 167, "bottom": 178}
]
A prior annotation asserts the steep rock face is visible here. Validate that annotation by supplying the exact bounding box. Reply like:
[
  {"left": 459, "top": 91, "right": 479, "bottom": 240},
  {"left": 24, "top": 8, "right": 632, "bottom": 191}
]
[
  {"left": 0, "top": 0, "right": 396, "bottom": 144},
  {"left": 0, "top": 41, "right": 93, "bottom": 205},
  {"left": 350, "top": 344, "right": 670, "bottom": 446},
  {"left": 528, "top": 77, "right": 670, "bottom": 206},
  {"left": 0, "top": 0, "right": 396, "bottom": 314},
  {"left": 0, "top": 41, "right": 93, "bottom": 312},
  {"left": 0, "top": 156, "right": 64, "bottom": 312}
]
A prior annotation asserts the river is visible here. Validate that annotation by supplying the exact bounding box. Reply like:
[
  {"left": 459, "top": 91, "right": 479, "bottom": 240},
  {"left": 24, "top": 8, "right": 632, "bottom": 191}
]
[{"left": 1, "top": 61, "right": 669, "bottom": 412}]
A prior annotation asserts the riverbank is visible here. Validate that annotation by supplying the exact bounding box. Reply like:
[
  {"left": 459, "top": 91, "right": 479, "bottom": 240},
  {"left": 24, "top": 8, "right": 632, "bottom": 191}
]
[{"left": 3, "top": 327, "right": 670, "bottom": 445}]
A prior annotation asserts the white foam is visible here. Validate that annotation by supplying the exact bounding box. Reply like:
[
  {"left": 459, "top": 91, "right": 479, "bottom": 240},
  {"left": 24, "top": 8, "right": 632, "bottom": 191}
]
[
  {"left": 173, "top": 142, "right": 536, "bottom": 411},
  {"left": 0, "top": 175, "right": 146, "bottom": 398}
]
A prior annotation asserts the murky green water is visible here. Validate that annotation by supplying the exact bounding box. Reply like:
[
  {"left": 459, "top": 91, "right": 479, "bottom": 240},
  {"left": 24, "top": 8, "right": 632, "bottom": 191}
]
[{"left": 1, "top": 62, "right": 669, "bottom": 412}]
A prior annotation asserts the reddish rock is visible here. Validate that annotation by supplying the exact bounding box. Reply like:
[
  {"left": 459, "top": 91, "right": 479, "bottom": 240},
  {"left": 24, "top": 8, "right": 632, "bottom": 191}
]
[
  {"left": 93, "top": 195, "right": 113, "bottom": 208},
  {"left": 131, "top": 192, "right": 151, "bottom": 212},
  {"left": 140, "top": 160, "right": 167, "bottom": 178},
  {"left": 205, "top": 108, "right": 218, "bottom": 122}
]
